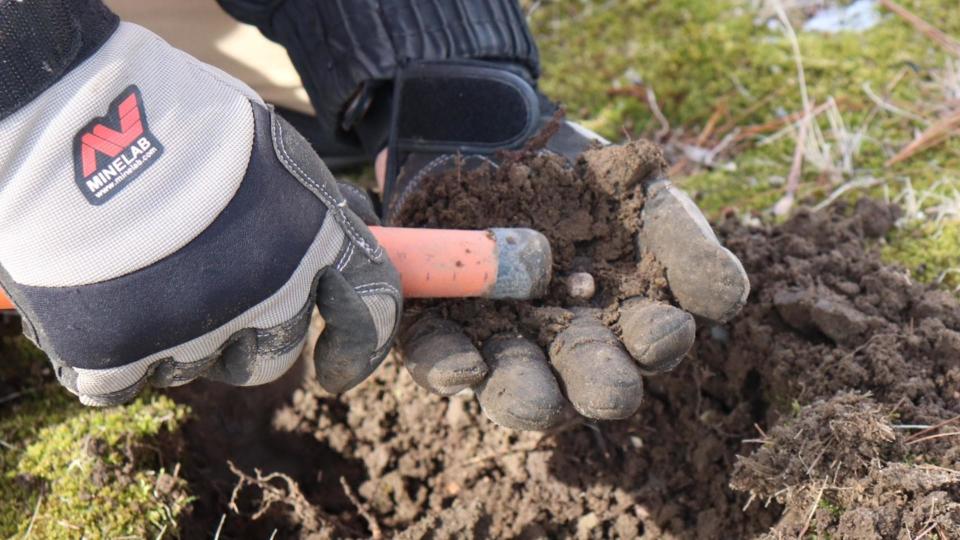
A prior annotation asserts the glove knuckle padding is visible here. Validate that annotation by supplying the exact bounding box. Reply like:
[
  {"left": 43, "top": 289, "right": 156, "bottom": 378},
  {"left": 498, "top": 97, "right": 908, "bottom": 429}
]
[{"left": 0, "top": 23, "right": 400, "bottom": 405}]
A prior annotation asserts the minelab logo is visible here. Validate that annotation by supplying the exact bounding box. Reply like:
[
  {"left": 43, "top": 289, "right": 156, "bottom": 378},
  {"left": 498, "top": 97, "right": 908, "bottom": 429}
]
[{"left": 73, "top": 85, "right": 163, "bottom": 205}]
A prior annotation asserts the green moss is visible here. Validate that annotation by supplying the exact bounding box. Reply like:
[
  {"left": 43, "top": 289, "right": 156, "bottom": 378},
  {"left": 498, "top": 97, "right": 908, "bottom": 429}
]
[
  {"left": 791, "top": 399, "right": 804, "bottom": 417},
  {"left": 531, "top": 0, "right": 960, "bottom": 137},
  {"left": 885, "top": 220, "right": 960, "bottom": 289},
  {"left": 818, "top": 497, "right": 844, "bottom": 519},
  {"left": 0, "top": 336, "right": 190, "bottom": 539}
]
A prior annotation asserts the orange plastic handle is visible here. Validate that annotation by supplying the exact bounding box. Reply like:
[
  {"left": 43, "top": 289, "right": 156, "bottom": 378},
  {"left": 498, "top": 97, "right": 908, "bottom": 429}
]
[
  {"left": 370, "top": 226, "right": 499, "bottom": 298},
  {"left": 0, "top": 227, "right": 502, "bottom": 311}
]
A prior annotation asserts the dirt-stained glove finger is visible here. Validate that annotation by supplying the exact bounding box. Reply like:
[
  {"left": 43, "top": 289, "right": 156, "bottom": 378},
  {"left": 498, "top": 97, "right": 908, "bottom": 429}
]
[
  {"left": 618, "top": 298, "right": 695, "bottom": 374},
  {"left": 201, "top": 312, "right": 309, "bottom": 387},
  {"left": 476, "top": 335, "right": 568, "bottom": 431},
  {"left": 639, "top": 180, "right": 750, "bottom": 322},
  {"left": 311, "top": 204, "right": 402, "bottom": 393},
  {"left": 401, "top": 315, "right": 488, "bottom": 395},
  {"left": 313, "top": 265, "right": 401, "bottom": 393},
  {"left": 549, "top": 309, "right": 643, "bottom": 420}
]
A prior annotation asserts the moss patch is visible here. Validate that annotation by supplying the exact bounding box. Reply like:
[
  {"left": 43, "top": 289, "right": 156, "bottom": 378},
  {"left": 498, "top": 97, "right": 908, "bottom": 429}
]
[{"left": 0, "top": 335, "right": 190, "bottom": 539}]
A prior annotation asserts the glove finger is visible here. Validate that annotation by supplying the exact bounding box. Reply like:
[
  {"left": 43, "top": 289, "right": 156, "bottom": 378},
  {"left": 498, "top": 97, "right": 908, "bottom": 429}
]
[
  {"left": 337, "top": 181, "right": 381, "bottom": 226},
  {"left": 313, "top": 257, "right": 401, "bottom": 394},
  {"left": 270, "top": 107, "right": 401, "bottom": 393},
  {"left": 400, "top": 315, "right": 487, "bottom": 396},
  {"left": 548, "top": 309, "right": 644, "bottom": 420},
  {"left": 639, "top": 180, "right": 750, "bottom": 322},
  {"left": 618, "top": 297, "right": 695, "bottom": 374},
  {"left": 476, "top": 335, "right": 568, "bottom": 431}
]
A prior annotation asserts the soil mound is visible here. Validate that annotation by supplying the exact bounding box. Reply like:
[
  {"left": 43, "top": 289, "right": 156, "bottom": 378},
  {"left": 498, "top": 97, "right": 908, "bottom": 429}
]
[{"left": 732, "top": 392, "right": 960, "bottom": 538}]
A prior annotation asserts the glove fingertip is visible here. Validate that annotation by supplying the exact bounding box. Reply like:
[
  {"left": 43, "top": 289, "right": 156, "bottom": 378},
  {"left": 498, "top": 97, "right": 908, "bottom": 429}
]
[
  {"left": 476, "top": 335, "right": 567, "bottom": 431},
  {"left": 401, "top": 317, "right": 487, "bottom": 396}
]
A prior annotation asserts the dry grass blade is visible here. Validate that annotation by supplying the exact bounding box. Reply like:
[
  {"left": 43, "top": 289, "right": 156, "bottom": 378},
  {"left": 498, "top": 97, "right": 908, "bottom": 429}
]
[
  {"left": 646, "top": 86, "right": 671, "bottom": 140},
  {"left": 697, "top": 102, "right": 728, "bottom": 146},
  {"left": 886, "top": 109, "right": 960, "bottom": 166},
  {"left": 862, "top": 82, "right": 928, "bottom": 125},
  {"left": 212, "top": 514, "right": 226, "bottom": 540},
  {"left": 668, "top": 101, "right": 729, "bottom": 177},
  {"left": 796, "top": 483, "right": 826, "bottom": 540},
  {"left": 905, "top": 430, "right": 960, "bottom": 446},
  {"left": 878, "top": 0, "right": 960, "bottom": 58},
  {"left": 904, "top": 414, "right": 960, "bottom": 443},
  {"left": 715, "top": 88, "right": 786, "bottom": 141},
  {"left": 605, "top": 83, "right": 670, "bottom": 140},
  {"left": 23, "top": 488, "right": 44, "bottom": 539},
  {"left": 741, "top": 100, "right": 834, "bottom": 141},
  {"left": 812, "top": 177, "right": 884, "bottom": 212},
  {"left": 770, "top": 0, "right": 813, "bottom": 216},
  {"left": 774, "top": 108, "right": 811, "bottom": 216},
  {"left": 912, "top": 522, "right": 938, "bottom": 540}
]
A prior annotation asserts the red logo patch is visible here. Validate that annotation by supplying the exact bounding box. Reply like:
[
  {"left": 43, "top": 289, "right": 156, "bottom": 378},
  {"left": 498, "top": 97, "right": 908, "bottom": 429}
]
[{"left": 72, "top": 85, "right": 163, "bottom": 205}]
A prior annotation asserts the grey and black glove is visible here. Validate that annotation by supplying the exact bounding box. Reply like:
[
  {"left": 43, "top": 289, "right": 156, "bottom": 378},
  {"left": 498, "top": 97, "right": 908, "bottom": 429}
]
[{"left": 0, "top": 1, "right": 401, "bottom": 405}]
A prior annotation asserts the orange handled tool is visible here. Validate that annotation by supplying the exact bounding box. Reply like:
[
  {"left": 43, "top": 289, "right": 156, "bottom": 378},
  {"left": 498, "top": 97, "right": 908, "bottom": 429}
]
[
  {"left": 0, "top": 227, "right": 552, "bottom": 312},
  {"left": 372, "top": 226, "right": 552, "bottom": 299}
]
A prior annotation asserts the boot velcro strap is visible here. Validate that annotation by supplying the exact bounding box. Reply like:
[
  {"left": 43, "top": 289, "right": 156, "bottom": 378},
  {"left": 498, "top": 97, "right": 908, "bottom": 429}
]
[{"left": 390, "top": 61, "right": 541, "bottom": 156}]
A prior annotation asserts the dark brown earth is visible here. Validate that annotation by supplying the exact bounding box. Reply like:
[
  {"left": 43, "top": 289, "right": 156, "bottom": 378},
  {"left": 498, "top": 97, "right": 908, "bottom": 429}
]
[
  {"left": 392, "top": 140, "right": 670, "bottom": 346},
  {"left": 168, "top": 145, "right": 960, "bottom": 538}
]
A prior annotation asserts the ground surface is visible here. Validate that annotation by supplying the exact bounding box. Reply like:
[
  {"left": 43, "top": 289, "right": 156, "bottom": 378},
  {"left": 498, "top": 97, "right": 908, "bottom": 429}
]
[
  {"left": 3, "top": 0, "right": 960, "bottom": 538},
  {"left": 171, "top": 196, "right": 960, "bottom": 539}
]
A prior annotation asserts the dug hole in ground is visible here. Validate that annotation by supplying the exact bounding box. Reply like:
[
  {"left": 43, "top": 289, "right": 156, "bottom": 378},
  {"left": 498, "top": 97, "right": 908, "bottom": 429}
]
[{"left": 169, "top": 139, "right": 960, "bottom": 539}]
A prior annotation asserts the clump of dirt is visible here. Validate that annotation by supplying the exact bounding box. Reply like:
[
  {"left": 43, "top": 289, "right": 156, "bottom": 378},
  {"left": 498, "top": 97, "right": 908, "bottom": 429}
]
[
  {"left": 392, "top": 139, "right": 671, "bottom": 344},
  {"left": 732, "top": 392, "right": 960, "bottom": 538},
  {"left": 712, "top": 198, "right": 960, "bottom": 538}
]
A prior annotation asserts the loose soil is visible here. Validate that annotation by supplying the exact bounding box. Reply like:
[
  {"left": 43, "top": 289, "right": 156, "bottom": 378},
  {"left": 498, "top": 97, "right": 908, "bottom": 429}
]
[
  {"left": 168, "top": 142, "right": 960, "bottom": 539},
  {"left": 391, "top": 140, "right": 671, "bottom": 345}
]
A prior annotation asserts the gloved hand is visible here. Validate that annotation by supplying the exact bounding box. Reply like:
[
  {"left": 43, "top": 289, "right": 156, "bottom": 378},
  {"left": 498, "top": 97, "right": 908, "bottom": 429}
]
[
  {"left": 0, "top": 16, "right": 401, "bottom": 405},
  {"left": 377, "top": 62, "right": 749, "bottom": 431}
]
